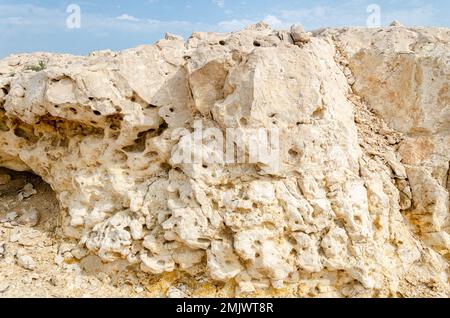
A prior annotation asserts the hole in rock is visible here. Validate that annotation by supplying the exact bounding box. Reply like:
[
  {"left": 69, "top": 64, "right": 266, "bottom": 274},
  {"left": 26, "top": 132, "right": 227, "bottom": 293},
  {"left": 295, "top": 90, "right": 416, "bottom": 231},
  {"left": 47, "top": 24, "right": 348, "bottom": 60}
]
[
  {"left": 239, "top": 118, "right": 248, "bottom": 126},
  {"left": 253, "top": 40, "right": 261, "bottom": 47},
  {"left": 288, "top": 149, "right": 300, "bottom": 157},
  {"left": 13, "top": 127, "right": 38, "bottom": 142},
  {"left": 0, "top": 120, "right": 9, "bottom": 132},
  {"left": 0, "top": 167, "right": 59, "bottom": 232},
  {"left": 219, "top": 40, "right": 226, "bottom": 46},
  {"left": 160, "top": 163, "right": 172, "bottom": 171},
  {"left": 312, "top": 107, "right": 325, "bottom": 118},
  {"left": 122, "top": 136, "right": 147, "bottom": 153}
]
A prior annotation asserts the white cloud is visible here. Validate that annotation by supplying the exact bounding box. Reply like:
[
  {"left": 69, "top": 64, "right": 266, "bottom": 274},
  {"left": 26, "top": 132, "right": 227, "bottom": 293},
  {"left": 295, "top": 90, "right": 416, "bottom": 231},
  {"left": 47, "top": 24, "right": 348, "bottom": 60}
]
[
  {"left": 263, "top": 15, "right": 286, "bottom": 28},
  {"left": 116, "top": 14, "right": 140, "bottom": 22},
  {"left": 382, "top": 5, "right": 435, "bottom": 26},
  {"left": 217, "top": 18, "right": 255, "bottom": 32},
  {"left": 0, "top": 4, "right": 65, "bottom": 27},
  {"left": 213, "top": 0, "right": 225, "bottom": 9},
  {"left": 279, "top": 6, "right": 332, "bottom": 25}
]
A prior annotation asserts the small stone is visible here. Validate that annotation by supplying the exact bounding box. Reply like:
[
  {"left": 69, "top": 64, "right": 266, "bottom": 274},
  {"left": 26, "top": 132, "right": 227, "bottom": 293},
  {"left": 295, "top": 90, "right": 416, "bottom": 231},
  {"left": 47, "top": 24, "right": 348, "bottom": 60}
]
[
  {"left": 17, "top": 183, "right": 37, "bottom": 201},
  {"left": 133, "top": 285, "right": 145, "bottom": 293},
  {"left": 390, "top": 20, "right": 403, "bottom": 27},
  {"left": 167, "top": 286, "right": 189, "bottom": 298},
  {"left": 80, "top": 255, "right": 103, "bottom": 273},
  {"left": 0, "top": 211, "right": 18, "bottom": 223},
  {"left": 11, "top": 85, "right": 25, "bottom": 98},
  {"left": 16, "top": 253, "right": 36, "bottom": 270},
  {"left": 21, "top": 273, "right": 39, "bottom": 284},
  {"left": 0, "top": 174, "right": 11, "bottom": 185},
  {"left": 290, "top": 24, "right": 311, "bottom": 43},
  {"left": 71, "top": 247, "right": 89, "bottom": 260},
  {"left": 9, "top": 227, "right": 41, "bottom": 246},
  {"left": 17, "top": 208, "right": 40, "bottom": 227}
]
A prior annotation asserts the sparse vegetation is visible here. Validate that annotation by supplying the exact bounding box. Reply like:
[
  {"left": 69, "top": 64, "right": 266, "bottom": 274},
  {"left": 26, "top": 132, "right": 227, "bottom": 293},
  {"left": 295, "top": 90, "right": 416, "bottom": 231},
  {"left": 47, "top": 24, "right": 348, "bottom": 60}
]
[{"left": 26, "top": 60, "right": 46, "bottom": 72}]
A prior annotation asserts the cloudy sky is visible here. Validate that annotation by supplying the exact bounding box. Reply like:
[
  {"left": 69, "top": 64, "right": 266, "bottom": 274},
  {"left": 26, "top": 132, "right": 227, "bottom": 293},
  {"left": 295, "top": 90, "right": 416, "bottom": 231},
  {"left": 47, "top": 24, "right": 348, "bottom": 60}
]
[{"left": 0, "top": 0, "right": 448, "bottom": 57}]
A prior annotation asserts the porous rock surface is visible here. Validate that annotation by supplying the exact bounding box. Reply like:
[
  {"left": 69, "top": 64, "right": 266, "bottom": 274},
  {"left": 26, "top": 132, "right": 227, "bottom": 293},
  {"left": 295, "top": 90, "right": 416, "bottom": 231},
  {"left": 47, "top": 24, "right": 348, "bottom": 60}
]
[{"left": 0, "top": 23, "right": 448, "bottom": 297}]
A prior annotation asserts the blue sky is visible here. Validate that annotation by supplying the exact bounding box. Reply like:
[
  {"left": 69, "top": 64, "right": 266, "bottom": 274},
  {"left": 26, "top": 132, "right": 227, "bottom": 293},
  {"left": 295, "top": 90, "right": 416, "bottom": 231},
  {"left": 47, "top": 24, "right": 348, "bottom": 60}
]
[{"left": 0, "top": 0, "right": 448, "bottom": 58}]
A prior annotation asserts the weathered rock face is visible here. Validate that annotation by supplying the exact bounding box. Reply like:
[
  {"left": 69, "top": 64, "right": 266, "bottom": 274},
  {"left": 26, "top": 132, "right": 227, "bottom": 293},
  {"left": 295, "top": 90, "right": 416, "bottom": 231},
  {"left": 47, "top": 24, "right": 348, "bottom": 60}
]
[{"left": 0, "top": 23, "right": 448, "bottom": 297}]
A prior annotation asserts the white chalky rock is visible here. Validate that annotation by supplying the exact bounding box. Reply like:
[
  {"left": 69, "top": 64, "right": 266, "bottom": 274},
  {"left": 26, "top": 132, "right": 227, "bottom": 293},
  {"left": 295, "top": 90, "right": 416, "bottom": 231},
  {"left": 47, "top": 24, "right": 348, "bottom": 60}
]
[
  {"left": 290, "top": 24, "right": 311, "bottom": 43},
  {"left": 17, "top": 208, "right": 40, "bottom": 227},
  {"left": 167, "top": 285, "right": 189, "bottom": 298},
  {"left": 16, "top": 251, "right": 35, "bottom": 270},
  {"left": 17, "top": 183, "right": 37, "bottom": 201},
  {"left": 0, "top": 211, "right": 18, "bottom": 223},
  {"left": 207, "top": 241, "right": 243, "bottom": 281},
  {"left": 0, "top": 24, "right": 448, "bottom": 297}
]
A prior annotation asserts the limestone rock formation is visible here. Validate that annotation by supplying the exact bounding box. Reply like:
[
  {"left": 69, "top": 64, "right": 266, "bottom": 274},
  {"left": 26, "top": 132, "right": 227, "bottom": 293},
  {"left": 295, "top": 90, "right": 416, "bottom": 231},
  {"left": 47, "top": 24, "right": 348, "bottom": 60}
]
[{"left": 0, "top": 23, "right": 448, "bottom": 297}]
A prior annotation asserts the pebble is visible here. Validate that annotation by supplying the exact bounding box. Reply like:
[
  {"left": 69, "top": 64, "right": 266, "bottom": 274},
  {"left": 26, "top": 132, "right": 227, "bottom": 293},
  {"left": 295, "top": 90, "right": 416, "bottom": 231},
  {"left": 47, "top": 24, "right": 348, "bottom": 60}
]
[
  {"left": 9, "top": 227, "right": 41, "bottom": 246},
  {"left": 16, "top": 252, "right": 36, "bottom": 270},
  {"left": 80, "top": 255, "right": 103, "bottom": 274},
  {"left": 18, "top": 208, "right": 40, "bottom": 227},
  {"left": 167, "top": 285, "right": 189, "bottom": 298},
  {"left": 133, "top": 285, "right": 145, "bottom": 293},
  {"left": 0, "top": 211, "right": 18, "bottom": 223},
  {"left": 71, "top": 247, "right": 89, "bottom": 260},
  {"left": 11, "top": 85, "right": 25, "bottom": 98},
  {"left": 17, "top": 183, "right": 37, "bottom": 201}
]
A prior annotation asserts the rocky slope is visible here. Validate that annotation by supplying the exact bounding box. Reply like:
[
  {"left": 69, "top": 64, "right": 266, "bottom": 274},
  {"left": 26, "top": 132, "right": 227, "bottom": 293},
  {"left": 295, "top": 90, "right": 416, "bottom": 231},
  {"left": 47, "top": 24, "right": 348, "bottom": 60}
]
[{"left": 0, "top": 23, "right": 448, "bottom": 297}]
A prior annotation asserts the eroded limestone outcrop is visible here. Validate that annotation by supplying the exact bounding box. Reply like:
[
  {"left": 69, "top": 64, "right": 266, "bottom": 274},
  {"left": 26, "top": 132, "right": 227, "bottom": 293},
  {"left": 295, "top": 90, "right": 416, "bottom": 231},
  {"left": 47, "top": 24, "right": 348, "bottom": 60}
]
[{"left": 0, "top": 23, "right": 448, "bottom": 297}]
